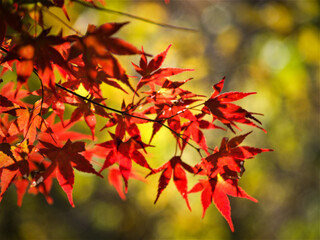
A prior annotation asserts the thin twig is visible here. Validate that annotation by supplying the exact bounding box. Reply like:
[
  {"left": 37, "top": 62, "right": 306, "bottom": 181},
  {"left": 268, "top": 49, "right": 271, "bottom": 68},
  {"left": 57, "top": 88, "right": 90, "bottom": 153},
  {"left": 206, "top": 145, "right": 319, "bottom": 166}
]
[
  {"left": 0, "top": 46, "right": 8, "bottom": 54},
  {"left": 57, "top": 83, "right": 127, "bottom": 115},
  {"left": 41, "top": 7, "right": 82, "bottom": 35},
  {"left": 71, "top": 0, "right": 198, "bottom": 32},
  {"left": 55, "top": 83, "right": 201, "bottom": 153},
  {"left": 162, "top": 102, "right": 205, "bottom": 121}
]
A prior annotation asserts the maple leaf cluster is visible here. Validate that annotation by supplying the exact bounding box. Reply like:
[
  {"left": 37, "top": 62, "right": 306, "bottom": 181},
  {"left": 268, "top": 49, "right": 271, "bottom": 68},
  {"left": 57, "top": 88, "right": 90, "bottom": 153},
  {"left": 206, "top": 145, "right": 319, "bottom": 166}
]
[{"left": 0, "top": 0, "right": 272, "bottom": 231}]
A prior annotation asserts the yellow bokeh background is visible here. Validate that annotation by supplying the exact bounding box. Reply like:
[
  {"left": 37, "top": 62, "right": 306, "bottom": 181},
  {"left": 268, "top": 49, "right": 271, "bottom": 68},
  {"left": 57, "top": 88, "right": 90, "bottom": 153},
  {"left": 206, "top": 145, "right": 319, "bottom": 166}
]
[{"left": 0, "top": 0, "right": 319, "bottom": 239}]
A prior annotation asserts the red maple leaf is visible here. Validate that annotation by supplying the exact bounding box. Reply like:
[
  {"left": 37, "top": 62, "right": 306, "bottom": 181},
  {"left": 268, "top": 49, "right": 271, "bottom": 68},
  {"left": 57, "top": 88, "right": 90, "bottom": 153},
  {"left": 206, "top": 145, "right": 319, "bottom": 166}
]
[
  {"left": 107, "top": 167, "right": 145, "bottom": 200},
  {"left": 0, "top": 81, "right": 28, "bottom": 106},
  {"left": 5, "top": 100, "right": 44, "bottom": 144},
  {"left": 1, "top": 29, "right": 68, "bottom": 91},
  {"left": 98, "top": 133, "right": 152, "bottom": 192},
  {"left": 37, "top": 113, "right": 92, "bottom": 145},
  {"left": 142, "top": 82, "right": 203, "bottom": 144},
  {"left": 100, "top": 100, "right": 148, "bottom": 141},
  {"left": 39, "top": 139, "right": 102, "bottom": 207},
  {"left": 148, "top": 156, "right": 194, "bottom": 210},
  {"left": 66, "top": 98, "right": 97, "bottom": 140},
  {"left": 67, "top": 22, "right": 143, "bottom": 92},
  {"left": 27, "top": 152, "right": 54, "bottom": 205},
  {"left": 9, "top": 145, "right": 54, "bottom": 206},
  {"left": 133, "top": 45, "right": 193, "bottom": 91},
  {"left": 195, "top": 132, "right": 273, "bottom": 180},
  {"left": 0, "top": 95, "right": 15, "bottom": 114},
  {"left": 0, "top": 142, "right": 29, "bottom": 203},
  {"left": 33, "top": 81, "right": 80, "bottom": 126},
  {"left": 196, "top": 132, "right": 273, "bottom": 179},
  {"left": 189, "top": 177, "right": 257, "bottom": 231},
  {"left": 189, "top": 132, "right": 272, "bottom": 230},
  {"left": 203, "top": 77, "right": 266, "bottom": 133},
  {"left": 181, "top": 112, "right": 225, "bottom": 154}
]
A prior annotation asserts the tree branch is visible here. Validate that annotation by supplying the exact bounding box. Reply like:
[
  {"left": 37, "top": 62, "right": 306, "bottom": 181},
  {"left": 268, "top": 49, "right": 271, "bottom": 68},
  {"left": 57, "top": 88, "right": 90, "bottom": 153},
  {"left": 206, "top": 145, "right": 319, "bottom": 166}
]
[
  {"left": 55, "top": 83, "right": 202, "bottom": 155},
  {"left": 71, "top": 0, "right": 198, "bottom": 32},
  {"left": 0, "top": 33, "right": 201, "bottom": 156}
]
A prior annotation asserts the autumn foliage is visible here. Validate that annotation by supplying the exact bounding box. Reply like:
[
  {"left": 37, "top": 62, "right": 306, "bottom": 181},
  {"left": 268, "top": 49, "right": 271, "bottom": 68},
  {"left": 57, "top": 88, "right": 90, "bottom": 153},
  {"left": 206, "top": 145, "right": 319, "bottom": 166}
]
[{"left": 0, "top": 0, "right": 272, "bottom": 231}]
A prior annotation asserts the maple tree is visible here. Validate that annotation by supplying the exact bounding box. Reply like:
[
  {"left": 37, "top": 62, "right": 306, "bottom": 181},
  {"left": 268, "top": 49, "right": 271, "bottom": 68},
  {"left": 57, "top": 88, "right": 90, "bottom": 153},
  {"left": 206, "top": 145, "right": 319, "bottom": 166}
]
[{"left": 0, "top": 0, "right": 273, "bottom": 231}]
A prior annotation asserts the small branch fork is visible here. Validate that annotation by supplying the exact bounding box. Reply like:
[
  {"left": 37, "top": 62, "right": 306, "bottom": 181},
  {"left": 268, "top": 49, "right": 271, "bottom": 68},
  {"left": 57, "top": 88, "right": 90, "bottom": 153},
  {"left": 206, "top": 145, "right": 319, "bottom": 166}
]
[{"left": 55, "top": 83, "right": 203, "bottom": 157}]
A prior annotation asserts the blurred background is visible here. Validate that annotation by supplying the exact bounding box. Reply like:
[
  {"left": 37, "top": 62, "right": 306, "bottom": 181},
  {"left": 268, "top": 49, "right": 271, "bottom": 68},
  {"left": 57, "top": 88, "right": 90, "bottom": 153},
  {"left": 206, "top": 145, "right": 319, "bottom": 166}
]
[{"left": 0, "top": 0, "right": 319, "bottom": 239}]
